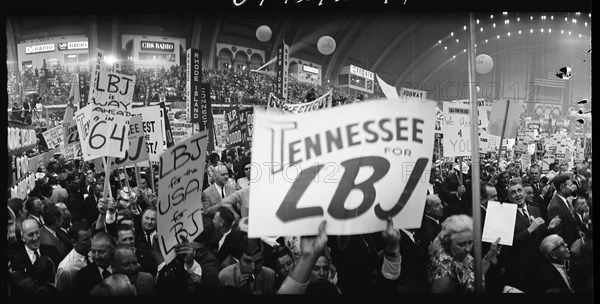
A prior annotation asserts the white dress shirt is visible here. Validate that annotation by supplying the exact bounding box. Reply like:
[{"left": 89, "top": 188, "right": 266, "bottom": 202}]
[{"left": 25, "top": 246, "right": 41, "bottom": 265}]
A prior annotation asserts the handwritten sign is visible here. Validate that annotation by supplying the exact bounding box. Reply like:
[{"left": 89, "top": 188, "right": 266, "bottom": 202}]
[
  {"left": 75, "top": 104, "right": 130, "bottom": 161},
  {"left": 89, "top": 70, "right": 136, "bottom": 114},
  {"left": 130, "top": 105, "right": 167, "bottom": 162},
  {"left": 248, "top": 98, "right": 436, "bottom": 237},
  {"left": 157, "top": 130, "right": 208, "bottom": 264},
  {"left": 442, "top": 102, "right": 472, "bottom": 157},
  {"left": 42, "top": 125, "right": 64, "bottom": 150},
  {"left": 111, "top": 116, "right": 149, "bottom": 168}
]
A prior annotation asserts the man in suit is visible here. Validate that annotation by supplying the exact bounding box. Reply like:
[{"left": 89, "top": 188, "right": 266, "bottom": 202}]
[
  {"left": 395, "top": 228, "right": 429, "bottom": 293},
  {"left": 114, "top": 223, "right": 157, "bottom": 276},
  {"left": 210, "top": 207, "right": 235, "bottom": 258},
  {"left": 76, "top": 232, "right": 116, "bottom": 295},
  {"left": 112, "top": 244, "right": 156, "bottom": 295},
  {"left": 134, "top": 206, "right": 157, "bottom": 255},
  {"left": 533, "top": 234, "right": 575, "bottom": 293},
  {"left": 572, "top": 196, "right": 590, "bottom": 236},
  {"left": 25, "top": 197, "right": 45, "bottom": 228},
  {"left": 548, "top": 173, "right": 580, "bottom": 247},
  {"left": 9, "top": 219, "right": 61, "bottom": 276},
  {"left": 415, "top": 194, "right": 443, "bottom": 259},
  {"left": 203, "top": 164, "right": 236, "bottom": 218},
  {"left": 40, "top": 205, "right": 70, "bottom": 261},
  {"left": 525, "top": 165, "right": 542, "bottom": 197},
  {"left": 80, "top": 182, "right": 102, "bottom": 225},
  {"left": 498, "top": 181, "right": 561, "bottom": 293}
]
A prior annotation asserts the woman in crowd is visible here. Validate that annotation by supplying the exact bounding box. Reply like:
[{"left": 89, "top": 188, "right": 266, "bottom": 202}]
[{"left": 428, "top": 215, "right": 501, "bottom": 293}]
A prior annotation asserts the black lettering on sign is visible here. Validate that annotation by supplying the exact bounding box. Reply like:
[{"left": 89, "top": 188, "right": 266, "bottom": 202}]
[
  {"left": 328, "top": 157, "right": 390, "bottom": 219},
  {"left": 276, "top": 164, "right": 325, "bottom": 222},
  {"left": 373, "top": 158, "right": 429, "bottom": 219}
]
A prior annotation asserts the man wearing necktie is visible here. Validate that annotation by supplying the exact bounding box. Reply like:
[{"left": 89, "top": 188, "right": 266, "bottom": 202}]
[
  {"left": 76, "top": 232, "right": 116, "bottom": 295},
  {"left": 525, "top": 165, "right": 542, "bottom": 197},
  {"left": 9, "top": 219, "right": 61, "bottom": 276},
  {"left": 202, "top": 164, "right": 236, "bottom": 218},
  {"left": 497, "top": 181, "right": 561, "bottom": 293}
]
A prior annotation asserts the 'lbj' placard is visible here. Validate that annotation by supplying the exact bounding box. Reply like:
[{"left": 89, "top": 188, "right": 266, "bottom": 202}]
[
  {"left": 248, "top": 98, "right": 436, "bottom": 237},
  {"left": 157, "top": 130, "right": 208, "bottom": 264}
]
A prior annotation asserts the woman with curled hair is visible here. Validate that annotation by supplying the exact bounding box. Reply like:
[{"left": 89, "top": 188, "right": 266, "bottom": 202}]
[{"left": 427, "top": 215, "right": 501, "bottom": 293}]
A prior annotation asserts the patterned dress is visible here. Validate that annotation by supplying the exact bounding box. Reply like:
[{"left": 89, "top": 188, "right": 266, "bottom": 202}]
[{"left": 427, "top": 246, "right": 476, "bottom": 293}]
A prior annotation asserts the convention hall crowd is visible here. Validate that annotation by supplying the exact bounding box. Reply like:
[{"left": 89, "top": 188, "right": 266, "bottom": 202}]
[{"left": 5, "top": 34, "right": 593, "bottom": 298}]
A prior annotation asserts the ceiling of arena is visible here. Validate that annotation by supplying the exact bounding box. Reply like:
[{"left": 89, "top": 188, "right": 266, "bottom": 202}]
[{"left": 8, "top": 12, "right": 592, "bottom": 100}]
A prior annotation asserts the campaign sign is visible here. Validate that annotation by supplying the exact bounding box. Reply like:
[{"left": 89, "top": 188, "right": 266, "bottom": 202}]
[
  {"left": 225, "top": 106, "right": 242, "bottom": 147},
  {"left": 239, "top": 107, "right": 254, "bottom": 148},
  {"left": 442, "top": 102, "right": 472, "bottom": 157},
  {"left": 130, "top": 105, "right": 167, "bottom": 162},
  {"left": 157, "top": 131, "right": 208, "bottom": 264},
  {"left": 42, "top": 125, "right": 64, "bottom": 150},
  {"left": 75, "top": 104, "right": 130, "bottom": 161},
  {"left": 248, "top": 98, "right": 436, "bottom": 237},
  {"left": 89, "top": 70, "right": 136, "bottom": 115},
  {"left": 111, "top": 116, "right": 149, "bottom": 169}
]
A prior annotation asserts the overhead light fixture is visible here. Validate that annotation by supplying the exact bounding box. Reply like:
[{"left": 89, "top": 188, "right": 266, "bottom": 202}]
[
  {"left": 507, "top": 32, "right": 511, "bottom": 36},
  {"left": 577, "top": 99, "right": 588, "bottom": 104},
  {"left": 451, "top": 32, "right": 454, "bottom": 36},
  {"left": 519, "top": 30, "right": 522, "bottom": 34}
]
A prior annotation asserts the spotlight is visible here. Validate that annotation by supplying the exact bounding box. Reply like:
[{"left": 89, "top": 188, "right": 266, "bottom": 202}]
[{"left": 577, "top": 99, "right": 588, "bottom": 104}]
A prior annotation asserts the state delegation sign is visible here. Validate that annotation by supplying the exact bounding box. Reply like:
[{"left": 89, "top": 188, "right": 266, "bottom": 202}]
[{"left": 248, "top": 98, "right": 436, "bottom": 237}]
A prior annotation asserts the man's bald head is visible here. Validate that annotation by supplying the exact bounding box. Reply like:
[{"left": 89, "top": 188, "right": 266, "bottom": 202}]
[
  {"left": 214, "top": 164, "right": 229, "bottom": 186},
  {"left": 425, "top": 194, "right": 444, "bottom": 219},
  {"left": 21, "top": 219, "right": 41, "bottom": 251}
]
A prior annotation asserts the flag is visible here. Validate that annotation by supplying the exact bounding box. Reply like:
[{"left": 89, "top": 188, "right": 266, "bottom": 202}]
[{"left": 534, "top": 72, "right": 568, "bottom": 88}]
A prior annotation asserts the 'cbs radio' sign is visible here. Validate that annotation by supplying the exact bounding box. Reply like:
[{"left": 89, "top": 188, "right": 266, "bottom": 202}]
[{"left": 58, "top": 41, "right": 89, "bottom": 51}]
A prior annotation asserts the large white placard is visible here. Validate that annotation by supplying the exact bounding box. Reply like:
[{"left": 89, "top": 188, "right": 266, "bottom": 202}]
[
  {"left": 482, "top": 201, "right": 517, "bottom": 246},
  {"left": 157, "top": 131, "right": 208, "bottom": 264},
  {"left": 442, "top": 102, "right": 472, "bottom": 157},
  {"left": 248, "top": 98, "right": 436, "bottom": 237}
]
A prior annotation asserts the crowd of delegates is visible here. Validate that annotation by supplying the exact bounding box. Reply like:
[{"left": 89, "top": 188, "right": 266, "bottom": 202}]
[
  {"left": 7, "top": 136, "right": 593, "bottom": 295},
  {"left": 7, "top": 64, "right": 354, "bottom": 112}
]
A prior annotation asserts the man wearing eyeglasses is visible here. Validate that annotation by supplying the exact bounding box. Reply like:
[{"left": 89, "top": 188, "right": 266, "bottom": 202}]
[{"left": 534, "top": 234, "right": 574, "bottom": 293}]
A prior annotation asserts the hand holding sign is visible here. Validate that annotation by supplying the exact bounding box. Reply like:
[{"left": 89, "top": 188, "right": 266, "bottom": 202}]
[
  {"left": 300, "top": 220, "right": 328, "bottom": 258},
  {"left": 382, "top": 217, "right": 401, "bottom": 254}
]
